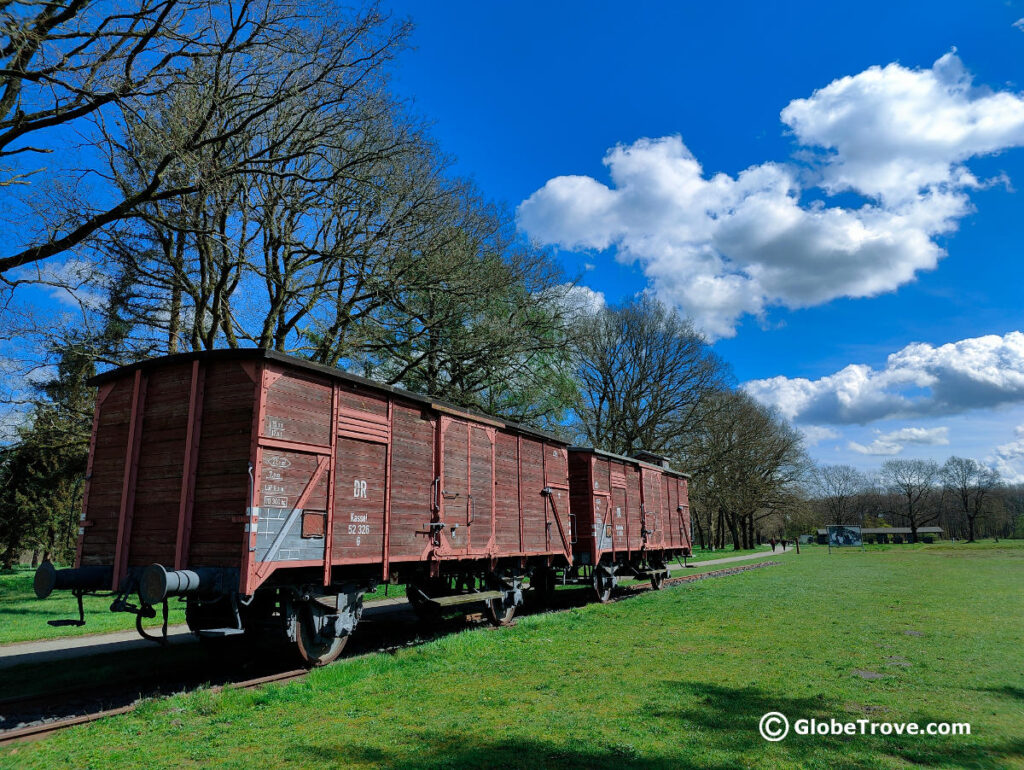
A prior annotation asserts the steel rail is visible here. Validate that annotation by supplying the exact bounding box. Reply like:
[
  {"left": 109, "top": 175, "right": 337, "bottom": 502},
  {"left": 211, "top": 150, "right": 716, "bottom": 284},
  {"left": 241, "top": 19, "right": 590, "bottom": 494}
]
[{"left": 0, "top": 669, "right": 308, "bottom": 747}]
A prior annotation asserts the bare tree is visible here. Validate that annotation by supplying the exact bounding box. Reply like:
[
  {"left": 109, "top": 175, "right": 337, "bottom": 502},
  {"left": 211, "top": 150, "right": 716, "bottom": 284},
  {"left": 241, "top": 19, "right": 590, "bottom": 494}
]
[
  {"left": 572, "top": 295, "right": 729, "bottom": 456},
  {"left": 1, "top": 0, "right": 410, "bottom": 274},
  {"left": 1, "top": 0, "right": 191, "bottom": 191},
  {"left": 685, "top": 390, "right": 808, "bottom": 550},
  {"left": 99, "top": 67, "right": 420, "bottom": 356},
  {"left": 812, "top": 464, "right": 867, "bottom": 525},
  {"left": 879, "top": 458, "right": 940, "bottom": 542},
  {"left": 941, "top": 456, "right": 999, "bottom": 542},
  {"left": 366, "top": 184, "right": 578, "bottom": 427}
]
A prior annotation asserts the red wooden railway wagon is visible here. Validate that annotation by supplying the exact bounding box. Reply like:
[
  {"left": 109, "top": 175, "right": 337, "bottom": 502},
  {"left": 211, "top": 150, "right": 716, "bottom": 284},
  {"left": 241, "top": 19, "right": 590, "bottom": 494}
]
[
  {"left": 567, "top": 448, "right": 692, "bottom": 601},
  {"left": 33, "top": 349, "right": 574, "bottom": 665}
]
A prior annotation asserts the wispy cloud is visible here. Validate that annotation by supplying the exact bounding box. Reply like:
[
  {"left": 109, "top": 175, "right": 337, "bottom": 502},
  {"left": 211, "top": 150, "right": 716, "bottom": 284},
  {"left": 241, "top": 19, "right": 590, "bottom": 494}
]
[
  {"left": 801, "top": 425, "right": 840, "bottom": 446},
  {"left": 848, "top": 426, "right": 950, "bottom": 456}
]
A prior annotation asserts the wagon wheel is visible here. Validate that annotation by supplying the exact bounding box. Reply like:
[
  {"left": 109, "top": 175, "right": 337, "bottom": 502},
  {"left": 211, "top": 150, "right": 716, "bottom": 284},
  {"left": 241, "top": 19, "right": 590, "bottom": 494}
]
[
  {"left": 649, "top": 558, "right": 669, "bottom": 590},
  {"left": 485, "top": 596, "right": 516, "bottom": 626},
  {"left": 592, "top": 569, "right": 615, "bottom": 603},
  {"left": 294, "top": 600, "right": 348, "bottom": 667},
  {"left": 650, "top": 570, "right": 666, "bottom": 590}
]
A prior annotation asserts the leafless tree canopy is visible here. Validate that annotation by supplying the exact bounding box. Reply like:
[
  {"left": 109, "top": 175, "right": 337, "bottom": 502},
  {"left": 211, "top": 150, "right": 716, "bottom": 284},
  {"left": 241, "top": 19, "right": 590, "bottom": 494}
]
[
  {"left": 1, "top": 0, "right": 409, "bottom": 274},
  {"left": 811, "top": 464, "right": 867, "bottom": 525},
  {"left": 572, "top": 295, "right": 729, "bottom": 456},
  {"left": 879, "top": 458, "right": 941, "bottom": 539},
  {"left": 0, "top": 0, "right": 578, "bottom": 429},
  {"left": 569, "top": 296, "right": 811, "bottom": 550},
  {"left": 941, "top": 456, "right": 999, "bottom": 542},
  {"left": 684, "top": 390, "right": 808, "bottom": 550}
]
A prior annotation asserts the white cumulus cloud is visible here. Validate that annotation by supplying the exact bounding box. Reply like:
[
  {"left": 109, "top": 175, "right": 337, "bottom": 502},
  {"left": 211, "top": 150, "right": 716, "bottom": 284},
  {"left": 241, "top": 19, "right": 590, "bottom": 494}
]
[
  {"left": 745, "top": 331, "right": 1024, "bottom": 425},
  {"left": 781, "top": 51, "right": 1024, "bottom": 203},
  {"left": 518, "top": 53, "right": 1024, "bottom": 339}
]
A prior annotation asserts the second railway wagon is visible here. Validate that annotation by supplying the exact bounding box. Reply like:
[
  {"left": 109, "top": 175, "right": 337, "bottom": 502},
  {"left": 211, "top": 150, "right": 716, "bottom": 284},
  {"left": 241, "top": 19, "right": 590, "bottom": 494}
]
[
  {"left": 34, "top": 349, "right": 574, "bottom": 664},
  {"left": 567, "top": 448, "right": 691, "bottom": 600}
]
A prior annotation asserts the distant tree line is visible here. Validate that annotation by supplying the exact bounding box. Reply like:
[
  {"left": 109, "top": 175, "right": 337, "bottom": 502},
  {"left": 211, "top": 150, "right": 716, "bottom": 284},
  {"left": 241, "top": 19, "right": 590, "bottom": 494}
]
[{"left": 800, "top": 458, "right": 1023, "bottom": 543}]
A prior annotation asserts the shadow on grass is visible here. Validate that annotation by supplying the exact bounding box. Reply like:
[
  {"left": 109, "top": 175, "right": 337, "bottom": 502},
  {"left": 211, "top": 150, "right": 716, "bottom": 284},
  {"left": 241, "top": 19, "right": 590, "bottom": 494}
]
[
  {"left": 978, "top": 684, "right": 1024, "bottom": 702},
  {"left": 283, "top": 680, "right": 1023, "bottom": 769},
  {"left": 651, "top": 680, "right": 1024, "bottom": 769},
  {"left": 291, "top": 736, "right": 723, "bottom": 770}
]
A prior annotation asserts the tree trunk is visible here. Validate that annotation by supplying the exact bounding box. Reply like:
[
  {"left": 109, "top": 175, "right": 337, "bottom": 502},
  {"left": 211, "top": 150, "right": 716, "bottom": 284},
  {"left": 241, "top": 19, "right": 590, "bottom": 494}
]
[
  {"left": 693, "top": 510, "right": 706, "bottom": 550},
  {"left": 725, "top": 511, "right": 741, "bottom": 551}
]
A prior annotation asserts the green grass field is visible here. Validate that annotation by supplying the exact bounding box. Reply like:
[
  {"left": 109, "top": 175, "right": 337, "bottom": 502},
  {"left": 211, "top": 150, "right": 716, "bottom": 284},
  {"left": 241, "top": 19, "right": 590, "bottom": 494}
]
[{"left": 3, "top": 541, "right": 1021, "bottom": 768}]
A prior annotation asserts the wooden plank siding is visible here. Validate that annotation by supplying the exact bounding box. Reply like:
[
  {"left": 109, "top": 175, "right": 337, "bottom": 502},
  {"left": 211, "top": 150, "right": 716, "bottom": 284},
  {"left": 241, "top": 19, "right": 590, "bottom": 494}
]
[
  {"left": 187, "top": 361, "right": 253, "bottom": 568},
  {"left": 127, "top": 362, "right": 192, "bottom": 568},
  {"left": 567, "top": 448, "right": 692, "bottom": 566},
  {"left": 80, "top": 350, "right": 575, "bottom": 595}
]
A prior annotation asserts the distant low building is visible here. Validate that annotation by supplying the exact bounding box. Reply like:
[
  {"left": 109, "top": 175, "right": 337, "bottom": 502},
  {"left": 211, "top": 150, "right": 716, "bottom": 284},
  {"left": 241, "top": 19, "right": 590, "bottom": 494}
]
[{"left": 814, "top": 527, "right": 944, "bottom": 545}]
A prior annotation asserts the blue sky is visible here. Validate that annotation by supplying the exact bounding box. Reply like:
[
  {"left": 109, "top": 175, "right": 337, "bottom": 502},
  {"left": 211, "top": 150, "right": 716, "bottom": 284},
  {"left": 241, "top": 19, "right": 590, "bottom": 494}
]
[
  {"left": 6, "top": 1, "right": 1024, "bottom": 481},
  {"left": 382, "top": 0, "right": 1024, "bottom": 479}
]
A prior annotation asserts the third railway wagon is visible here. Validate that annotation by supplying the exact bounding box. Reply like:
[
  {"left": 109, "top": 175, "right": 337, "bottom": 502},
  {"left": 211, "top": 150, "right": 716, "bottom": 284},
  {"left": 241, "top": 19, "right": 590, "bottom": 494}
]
[{"left": 34, "top": 349, "right": 692, "bottom": 665}]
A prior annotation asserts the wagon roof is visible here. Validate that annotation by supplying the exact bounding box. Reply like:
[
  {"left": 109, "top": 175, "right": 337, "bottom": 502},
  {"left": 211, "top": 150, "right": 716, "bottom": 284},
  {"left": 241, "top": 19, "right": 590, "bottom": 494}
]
[
  {"left": 568, "top": 445, "right": 691, "bottom": 479},
  {"left": 87, "top": 348, "right": 569, "bottom": 444}
]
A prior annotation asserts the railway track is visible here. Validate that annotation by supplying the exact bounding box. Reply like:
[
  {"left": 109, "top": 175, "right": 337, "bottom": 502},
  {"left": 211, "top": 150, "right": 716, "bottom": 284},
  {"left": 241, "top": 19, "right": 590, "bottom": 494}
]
[
  {"left": 1, "top": 559, "right": 781, "bottom": 747},
  {"left": 0, "top": 669, "right": 308, "bottom": 747},
  {"left": 626, "top": 560, "right": 781, "bottom": 594}
]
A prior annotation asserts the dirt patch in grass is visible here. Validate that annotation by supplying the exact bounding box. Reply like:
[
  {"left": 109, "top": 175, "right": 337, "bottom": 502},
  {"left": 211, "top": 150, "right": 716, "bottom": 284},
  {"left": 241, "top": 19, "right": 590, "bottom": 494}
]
[{"left": 853, "top": 669, "right": 886, "bottom": 680}]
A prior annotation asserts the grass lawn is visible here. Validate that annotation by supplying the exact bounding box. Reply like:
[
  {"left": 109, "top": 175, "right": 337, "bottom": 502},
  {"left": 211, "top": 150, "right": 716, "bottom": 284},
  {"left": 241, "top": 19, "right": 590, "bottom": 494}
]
[
  {"left": 0, "top": 567, "right": 188, "bottom": 645},
  {"left": 3, "top": 540, "right": 1021, "bottom": 768}
]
